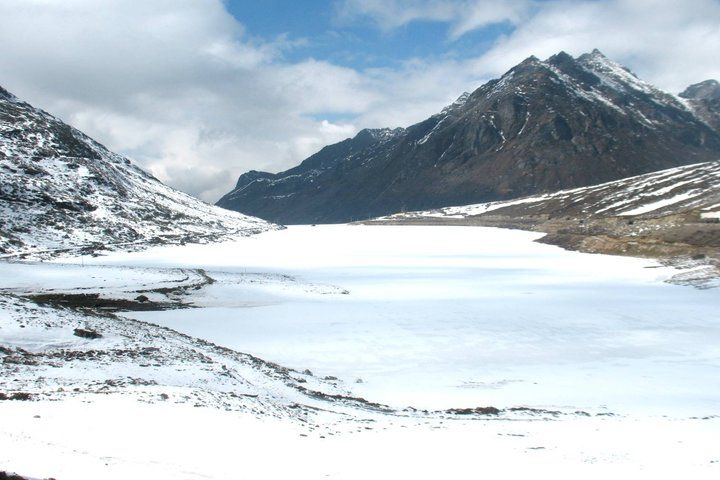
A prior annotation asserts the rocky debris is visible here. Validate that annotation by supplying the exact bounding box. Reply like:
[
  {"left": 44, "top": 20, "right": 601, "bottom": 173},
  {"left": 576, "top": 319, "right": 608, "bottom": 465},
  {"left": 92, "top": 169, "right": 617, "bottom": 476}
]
[
  {"left": 218, "top": 49, "right": 720, "bottom": 224},
  {"left": 73, "top": 327, "right": 102, "bottom": 339},
  {"left": 0, "top": 392, "right": 33, "bottom": 401},
  {"left": 29, "top": 292, "right": 182, "bottom": 312},
  {"left": 294, "top": 385, "right": 395, "bottom": 414},
  {"left": 1, "top": 293, "right": 404, "bottom": 424},
  {"left": 446, "top": 406, "right": 501, "bottom": 416},
  {"left": 0, "top": 472, "right": 45, "bottom": 480}
]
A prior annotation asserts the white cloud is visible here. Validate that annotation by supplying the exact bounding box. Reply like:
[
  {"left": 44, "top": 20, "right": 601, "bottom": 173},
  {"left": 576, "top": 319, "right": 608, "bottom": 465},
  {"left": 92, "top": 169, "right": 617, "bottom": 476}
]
[
  {"left": 336, "top": 0, "right": 531, "bottom": 38},
  {"left": 473, "top": 0, "right": 720, "bottom": 93},
  {"left": 336, "top": 0, "right": 720, "bottom": 93},
  {"left": 0, "top": 0, "right": 718, "bottom": 202},
  {"left": 0, "top": 0, "right": 373, "bottom": 201}
]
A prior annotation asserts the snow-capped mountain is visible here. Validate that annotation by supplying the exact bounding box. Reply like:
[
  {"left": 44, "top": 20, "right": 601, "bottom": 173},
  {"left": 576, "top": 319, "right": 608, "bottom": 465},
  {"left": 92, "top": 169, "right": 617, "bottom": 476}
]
[
  {"left": 0, "top": 86, "right": 276, "bottom": 257},
  {"left": 218, "top": 50, "right": 720, "bottom": 224}
]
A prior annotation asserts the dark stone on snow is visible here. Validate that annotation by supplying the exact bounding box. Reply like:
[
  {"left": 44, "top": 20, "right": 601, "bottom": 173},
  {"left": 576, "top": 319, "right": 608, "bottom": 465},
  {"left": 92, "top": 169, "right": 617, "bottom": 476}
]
[{"left": 73, "top": 327, "right": 103, "bottom": 339}]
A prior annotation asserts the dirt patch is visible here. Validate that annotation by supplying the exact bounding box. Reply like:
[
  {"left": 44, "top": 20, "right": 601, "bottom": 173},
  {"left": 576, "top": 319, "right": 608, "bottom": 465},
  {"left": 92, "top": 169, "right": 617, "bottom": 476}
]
[
  {"left": 26, "top": 292, "right": 185, "bottom": 312},
  {"left": 0, "top": 392, "right": 33, "bottom": 401},
  {"left": 0, "top": 472, "right": 55, "bottom": 480},
  {"left": 73, "top": 327, "right": 102, "bottom": 339}
]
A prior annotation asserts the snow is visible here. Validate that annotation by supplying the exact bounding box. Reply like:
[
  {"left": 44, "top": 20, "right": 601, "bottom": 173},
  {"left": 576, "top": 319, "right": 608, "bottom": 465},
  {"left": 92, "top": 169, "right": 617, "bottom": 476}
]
[
  {"left": 54, "top": 225, "right": 720, "bottom": 416},
  {"left": 618, "top": 191, "right": 702, "bottom": 216},
  {"left": 1, "top": 395, "right": 719, "bottom": 480},
  {"left": 2, "top": 224, "right": 720, "bottom": 477}
]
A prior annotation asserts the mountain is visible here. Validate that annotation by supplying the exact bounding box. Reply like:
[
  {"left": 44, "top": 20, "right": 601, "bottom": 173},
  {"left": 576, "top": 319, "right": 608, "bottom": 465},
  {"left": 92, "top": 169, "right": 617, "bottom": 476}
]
[
  {"left": 0, "top": 86, "right": 275, "bottom": 257},
  {"left": 371, "top": 160, "right": 720, "bottom": 287},
  {"left": 218, "top": 50, "right": 720, "bottom": 224}
]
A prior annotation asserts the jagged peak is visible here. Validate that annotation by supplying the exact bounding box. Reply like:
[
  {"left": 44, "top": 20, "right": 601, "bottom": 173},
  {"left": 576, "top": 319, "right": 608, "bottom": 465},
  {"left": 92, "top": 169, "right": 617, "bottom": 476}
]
[
  {"left": 0, "top": 85, "right": 16, "bottom": 101},
  {"left": 577, "top": 49, "right": 635, "bottom": 76},
  {"left": 454, "top": 91, "right": 471, "bottom": 104},
  {"left": 547, "top": 51, "right": 575, "bottom": 65},
  {"left": 358, "top": 127, "right": 405, "bottom": 142},
  {"left": 439, "top": 91, "right": 472, "bottom": 115},
  {"left": 501, "top": 54, "right": 545, "bottom": 79},
  {"left": 519, "top": 55, "right": 540, "bottom": 66}
]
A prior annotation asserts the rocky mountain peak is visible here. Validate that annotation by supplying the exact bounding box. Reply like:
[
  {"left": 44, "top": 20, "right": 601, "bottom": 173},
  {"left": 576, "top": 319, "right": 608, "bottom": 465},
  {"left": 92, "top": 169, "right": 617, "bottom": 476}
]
[
  {"left": 360, "top": 127, "right": 406, "bottom": 142},
  {"left": 0, "top": 85, "right": 16, "bottom": 101},
  {"left": 681, "top": 79, "right": 720, "bottom": 101},
  {"left": 547, "top": 50, "right": 575, "bottom": 66}
]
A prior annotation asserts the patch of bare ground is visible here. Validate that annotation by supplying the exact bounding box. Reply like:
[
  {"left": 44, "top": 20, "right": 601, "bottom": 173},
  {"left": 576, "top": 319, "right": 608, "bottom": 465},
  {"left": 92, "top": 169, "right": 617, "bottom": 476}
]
[{"left": 0, "top": 472, "right": 55, "bottom": 480}]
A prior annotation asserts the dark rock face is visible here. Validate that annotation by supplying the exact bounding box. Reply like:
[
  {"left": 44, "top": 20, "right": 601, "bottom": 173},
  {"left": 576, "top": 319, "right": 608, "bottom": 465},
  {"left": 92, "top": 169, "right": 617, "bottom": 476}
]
[
  {"left": 218, "top": 50, "right": 720, "bottom": 224},
  {"left": 73, "top": 327, "right": 103, "bottom": 339}
]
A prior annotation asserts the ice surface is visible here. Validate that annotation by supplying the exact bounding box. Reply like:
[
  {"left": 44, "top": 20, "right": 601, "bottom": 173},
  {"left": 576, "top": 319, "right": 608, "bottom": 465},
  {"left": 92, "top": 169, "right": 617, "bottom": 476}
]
[{"left": 64, "top": 225, "right": 720, "bottom": 415}]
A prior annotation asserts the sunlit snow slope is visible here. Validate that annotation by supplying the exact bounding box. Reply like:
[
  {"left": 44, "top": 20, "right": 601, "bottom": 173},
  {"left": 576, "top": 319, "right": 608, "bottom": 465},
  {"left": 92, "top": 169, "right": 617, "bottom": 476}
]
[{"left": 0, "top": 86, "right": 275, "bottom": 256}]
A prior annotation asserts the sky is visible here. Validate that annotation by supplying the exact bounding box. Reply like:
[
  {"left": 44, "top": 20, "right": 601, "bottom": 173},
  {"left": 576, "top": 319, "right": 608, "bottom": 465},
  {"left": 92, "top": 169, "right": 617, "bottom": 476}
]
[{"left": 0, "top": 0, "right": 719, "bottom": 202}]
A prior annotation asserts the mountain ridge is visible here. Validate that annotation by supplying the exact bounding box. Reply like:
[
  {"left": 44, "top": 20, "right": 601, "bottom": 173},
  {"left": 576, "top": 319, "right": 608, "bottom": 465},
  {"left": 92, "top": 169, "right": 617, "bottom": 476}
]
[{"left": 218, "top": 49, "right": 720, "bottom": 224}]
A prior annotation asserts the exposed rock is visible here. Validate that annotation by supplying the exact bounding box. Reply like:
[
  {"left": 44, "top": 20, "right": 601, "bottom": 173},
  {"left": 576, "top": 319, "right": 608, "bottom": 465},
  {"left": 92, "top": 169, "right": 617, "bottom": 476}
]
[{"left": 73, "top": 327, "right": 103, "bottom": 339}]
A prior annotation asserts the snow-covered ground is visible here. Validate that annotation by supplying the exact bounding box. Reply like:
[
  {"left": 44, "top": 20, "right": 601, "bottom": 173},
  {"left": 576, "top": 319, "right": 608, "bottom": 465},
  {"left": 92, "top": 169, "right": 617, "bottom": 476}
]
[
  {"left": 2, "top": 395, "right": 718, "bottom": 480},
  {"left": 2, "top": 224, "right": 719, "bottom": 478},
  {"left": 62, "top": 225, "right": 717, "bottom": 416}
]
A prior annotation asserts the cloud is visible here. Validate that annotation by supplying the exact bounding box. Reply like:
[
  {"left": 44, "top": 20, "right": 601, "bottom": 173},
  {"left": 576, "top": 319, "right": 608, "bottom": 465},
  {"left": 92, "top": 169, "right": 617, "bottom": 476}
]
[
  {"left": 336, "top": 0, "right": 720, "bottom": 92},
  {"left": 0, "top": 0, "right": 373, "bottom": 201},
  {"left": 336, "top": 0, "right": 532, "bottom": 38},
  {"left": 473, "top": 0, "right": 720, "bottom": 93},
  {"left": 0, "top": 0, "right": 718, "bottom": 203}
]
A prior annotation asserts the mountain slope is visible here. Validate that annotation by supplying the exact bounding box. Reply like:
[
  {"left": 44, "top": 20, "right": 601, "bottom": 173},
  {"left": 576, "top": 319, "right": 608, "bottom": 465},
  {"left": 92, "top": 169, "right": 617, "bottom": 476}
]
[
  {"left": 218, "top": 50, "right": 720, "bottom": 224},
  {"left": 370, "top": 160, "right": 720, "bottom": 287},
  {"left": 377, "top": 160, "right": 720, "bottom": 222},
  {"left": 0, "top": 87, "right": 276, "bottom": 257}
]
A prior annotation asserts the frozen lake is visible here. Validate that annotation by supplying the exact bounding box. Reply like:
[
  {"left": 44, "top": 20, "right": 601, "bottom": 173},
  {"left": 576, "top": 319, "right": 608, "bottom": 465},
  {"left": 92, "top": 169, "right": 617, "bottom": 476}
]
[{"left": 70, "top": 225, "right": 720, "bottom": 415}]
